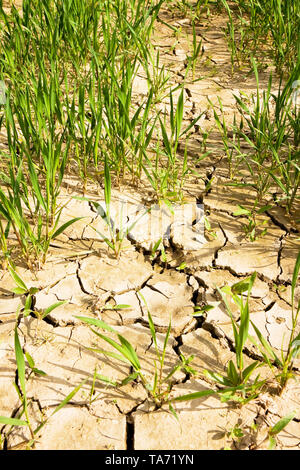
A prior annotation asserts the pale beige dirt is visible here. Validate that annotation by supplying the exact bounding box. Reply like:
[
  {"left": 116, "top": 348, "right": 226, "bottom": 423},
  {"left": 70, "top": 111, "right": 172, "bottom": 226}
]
[{"left": 0, "top": 1, "right": 299, "bottom": 451}]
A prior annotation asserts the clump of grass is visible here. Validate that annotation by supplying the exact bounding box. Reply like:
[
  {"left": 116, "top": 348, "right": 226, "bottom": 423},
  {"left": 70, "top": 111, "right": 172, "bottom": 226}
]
[
  {"left": 0, "top": 0, "right": 171, "bottom": 269},
  {"left": 203, "top": 273, "right": 266, "bottom": 405},
  {"left": 7, "top": 263, "right": 67, "bottom": 325},
  {"left": 143, "top": 87, "right": 203, "bottom": 203},
  {"left": 266, "top": 411, "right": 297, "bottom": 450},
  {"left": 0, "top": 61, "right": 84, "bottom": 268},
  {"left": 144, "top": 47, "right": 170, "bottom": 105},
  {"left": 219, "top": 0, "right": 300, "bottom": 74},
  {"left": 100, "top": 54, "right": 157, "bottom": 184},
  {"left": 204, "top": 251, "right": 300, "bottom": 398},
  {"left": 233, "top": 204, "right": 270, "bottom": 242},
  {"left": 231, "top": 59, "right": 299, "bottom": 212},
  {"left": 187, "top": 20, "right": 204, "bottom": 81},
  {"left": 75, "top": 299, "right": 216, "bottom": 418},
  {"left": 211, "top": 58, "right": 299, "bottom": 237},
  {"left": 223, "top": 411, "right": 297, "bottom": 450}
]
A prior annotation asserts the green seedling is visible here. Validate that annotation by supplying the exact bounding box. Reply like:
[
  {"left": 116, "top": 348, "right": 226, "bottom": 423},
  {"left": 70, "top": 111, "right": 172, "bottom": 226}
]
[
  {"left": 208, "top": 97, "right": 243, "bottom": 179},
  {"left": 10, "top": 324, "right": 35, "bottom": 443},
  {"left": 249, "top": 250, "right": 300, "bottom": 392},
  {"left": 0, "top": 218, "right": 10, "bottom": 268},
  {"left": 204, "top": 215, "right": 217, "bottom": 239},
  {"left": 24, "top": 351, "right": 47, "bottom": 377},
  {"left": 250, "top": 411, "right": 297, "bottom": 450},
  {"left": 233, "top": 204, "right": 271, "bottom": 242},
  {"left": 176, "top": 262, "right": 186, "bottom": 272},
  {"left": 226, "top": 424, "right": 244, "bottom": 445},
  {"left": 187, "top": 20, "right": 204, "bottom": 81},
  {"left": 144, "top": 47, "right": 170, "bottom": 104},
  {"left": 267, "top": 411, "right": 297, "bottom": 450},
  {"left": 193, "top": 304, "right": 214, "bottom": 317},
  {"left": 8, "top": 265, "right": 39, "bottom": 317},
  {"left": 220, "top": 0, "right": 236, "bottom": 72},
  {"left": 74, "top": 301, "right": 215, "bottom": 419},
  {"left": 144, "top": 87, "right": 203, "bottom": 203},
  {"left": 77, "top": 156, "right": 149, "bottom": 258},
  {"left": 150, "top": 238, "right": 167, "bottom": 264},
  {"left": 203, "top": 273, "right": 266, "bottom": 404},
  {"left": 8, "top": 264, "right": 67, "bottom": 321}
]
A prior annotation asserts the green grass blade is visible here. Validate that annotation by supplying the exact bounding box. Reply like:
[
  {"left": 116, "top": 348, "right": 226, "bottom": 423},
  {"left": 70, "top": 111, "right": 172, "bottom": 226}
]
[
  {"left": 242, "top": 361, "right": 260, "bottom": 383},
  {"left": 268, "top": 435, "right": 277, "bottom": 450},
  {"left": 162, "top": 316, "right": 172, "bottom": 366},
  {"left": 74, "top": 316, "right": 116, "bottom": 333},
  {"left": 89, "top": 328, "right": 137, "bottom": 368},
  {"left": 171, "top": 389, "right": 216, "bottom": 402},
  {"left": 168, "top": 402, "right": 179, "bottom": 422},
  {"left": 269, "top": 411, "right": 296, "bottom": 436},
  {"left": 8, "top": 266, "right": 28, "bottom": 291},
  {"left": 250, "top": 320, "right": 282, "bottom": 366},
  {"left": 85, "top": 347, "right": 130, "bottom": 364},
  {"left": 104, "top": 155, "right": 111, "bottom": 209},
  {"left": 11, "top": 287, "right": 28, "bottom": 295},
  {"left": 95, "top": 373, "right": 118, "bottom": 387},
  {"left": 175, "top": 88, "right": 184, "bottom": 139},
  {"left": 43, "top": 301, "right": 68, "bottom": 317},
  {"left": 117, "top": 334, "right": 141, "bottom": 371},
  {"left": 51, "top": 217, "right": 84, "bottom": 239},
  {"left": 25, "top": 352, "right": 35, "bottom": 369},
  {"left": 227, "top": 359, "right": 239, "bottom": 385},
  {"left": 0, "top": 416, "right": 28, "bottom": 426},
  {"left": 121, "top": 372, "right": 139, "bottom": 386},
  {"left": 51, "top": 379, "right": 88, "bottom": 416},
  {"left": 138, "top": 291, "right": 158, "bottom": 351}
]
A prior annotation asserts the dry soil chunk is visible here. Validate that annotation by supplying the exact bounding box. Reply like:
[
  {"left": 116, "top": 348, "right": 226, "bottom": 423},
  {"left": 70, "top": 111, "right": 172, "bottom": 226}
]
[
  {"left": 265, "top": 300, "right": 296, "bottom": 351},
  {"left": 35, "top": 406, "right": 126, "bottom": 450},
  {"left": 0, "top": 318, "right": 19, "bottom": 416},
  {"left": 78, "top": 252, "right": 152, "bottom": 296},
  {"left": 133, "top": 379, "right": 258, "bottom": 450},
  {"left": 179, "top": 327, "right": 234, "bottom": 375},
  {"left": 113, "top": 290, "right": 143, "bottom": 324},
  {"left": 168, "top": 221, "right": 226, "bottom": 272},
  {"left": 216, "top": 227, "right": 282, "bottom": 280},
  {"left": 20, "top": 319, "right": 130, "bottom": 407},
  {"left": 139, "top": 271, "right": 196, "bottom": 335}
]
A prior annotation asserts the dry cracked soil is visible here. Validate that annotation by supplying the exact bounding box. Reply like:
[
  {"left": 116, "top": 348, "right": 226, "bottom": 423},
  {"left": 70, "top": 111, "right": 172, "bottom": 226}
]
[{"left": 0, "top": 0, "right": 300, "bottom": 451}]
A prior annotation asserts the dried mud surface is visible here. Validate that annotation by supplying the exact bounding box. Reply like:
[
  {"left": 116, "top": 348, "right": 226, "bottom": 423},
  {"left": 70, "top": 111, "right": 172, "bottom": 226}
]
[{"left": 0, "top": 0, "right": 299, "bottom": 451}]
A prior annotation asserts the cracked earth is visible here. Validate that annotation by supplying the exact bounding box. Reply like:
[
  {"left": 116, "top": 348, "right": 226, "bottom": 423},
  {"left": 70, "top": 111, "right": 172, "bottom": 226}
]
[{"left": 0, "top": 1, "right": 300, "bottom": 451}]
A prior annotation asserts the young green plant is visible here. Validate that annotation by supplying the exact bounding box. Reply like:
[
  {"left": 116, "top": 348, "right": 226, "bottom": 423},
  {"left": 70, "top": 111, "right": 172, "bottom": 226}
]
[
  {"left": 77, "top": 156, "right": 149, "bottom": 258},
  {"left": 74, "top": 306, "right": 215, "bottom": 419},
  {"left": 203, "top": 273, "right": 266, "bottom": 404}
]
